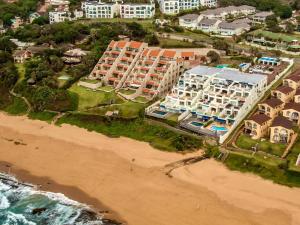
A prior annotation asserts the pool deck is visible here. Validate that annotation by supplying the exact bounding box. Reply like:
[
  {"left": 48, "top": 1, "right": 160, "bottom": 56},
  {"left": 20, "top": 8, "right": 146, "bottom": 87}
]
[{"left": 180, "top": 118, "right": 216, "bottom": 137}]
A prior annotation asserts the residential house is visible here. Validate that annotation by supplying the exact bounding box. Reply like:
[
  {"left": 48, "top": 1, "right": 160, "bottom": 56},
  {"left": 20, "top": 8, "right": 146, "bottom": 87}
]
[
  {"left": 197, "top": 18, "right": 221, "bottom": 33},
  {"left": 294, "top": 89, "right": 300, "bottom": 103},
  {"left": 13, "top": 50, "right": 32, "bottom": 63},
  {"left": 271, "top": 86, "right": 296, "bottom": 103},
  {"left": 282, "top": 102, "right": 300, "bottom": 125},
  {"left": 217, "top": 20, "right": 250, "bottom": 36},
  {"left": 250, "top": 11, "right": 274, "bottom": 24},
  {"left": 258, "top": 98, "right": 284, "bottom": 118},
  {"left": 62, "top": 48, "right": 87, "bottom": 64},
  {"left": 179, "top": 14, "right": 200, "bottom": 29},
  {"left": 244, "top": 113, "right": 272, "bottom": 139},
  {"left": 283, "top": 75, "right": 300, "bottom": 90},
  {"left": 29, "top": 12, "right": 41, "bottom": 23},
  {"left": 201, "top": 5, "right": 256, "bottom": 20},
  {"left": 10, "top": 17, "right": 23, "bottom": 30},
  {"left": 269, "top": 116, "right": 295, "bottom": 144}
]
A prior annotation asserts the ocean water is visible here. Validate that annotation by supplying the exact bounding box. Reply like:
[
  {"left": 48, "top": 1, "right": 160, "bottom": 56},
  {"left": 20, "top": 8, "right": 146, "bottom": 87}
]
[{"left": 0, "top": 173, "right": 118, "bottom": 225}]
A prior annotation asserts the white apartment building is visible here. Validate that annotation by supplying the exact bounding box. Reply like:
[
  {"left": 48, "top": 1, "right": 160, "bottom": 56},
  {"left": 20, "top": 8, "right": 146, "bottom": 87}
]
[
  {"left": 82, "top": 0, "right": 154, "bottom": 19},
  {"left": 159, "top": 66, "right": 267, "bottom": 139},
  {"left": 201, "top": 5, "right": 256, "bottom": 19},
  {"left": 120, "top": 1, "right": 155, "bottom": 19},
  {"left": 158, "top": 0, "right": 217, "bottom": 15},
  {"left": 81, "top": 1, "right": 118, "bottom": 18},
  {"left": 49, "top": 9, "right": 83, "bottom": 24}
]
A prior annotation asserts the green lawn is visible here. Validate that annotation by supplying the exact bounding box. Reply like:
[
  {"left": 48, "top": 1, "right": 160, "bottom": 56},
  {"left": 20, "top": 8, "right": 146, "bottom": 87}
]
[
  {"left": 28, "top": 111, "right": 58, "bottom": 123},
  {"left": 119, "top": 89, "right": 136, "bottom": 95},
  {"left": 15, "top": 64, "right": 25, "bottom": 83},
  {"left": 98, "top": 86, "right": 114, "bottom": 92},
  {"left": 88, "top": 101, "right": 145, "bottom": 118},
  {"left": 287, "top": 138, "right": 300, "bottom": 171},
  {"left": 159, "top": 38, "right": 198, "bottom": 48},
  {"left": 69, "top": 85, "right": 123, "bottom": 111},
  {"left": 236, "top": 134, "right": 286, "bottom": 157},
  {"left": 134, "top": 96, "right": 149, "bottom": 103},
  {"left": 249, "top": 29, "right": 300, "bottom": 43},
  {"left": 4, "top": 97, "right": 28, "bottom": 115}
]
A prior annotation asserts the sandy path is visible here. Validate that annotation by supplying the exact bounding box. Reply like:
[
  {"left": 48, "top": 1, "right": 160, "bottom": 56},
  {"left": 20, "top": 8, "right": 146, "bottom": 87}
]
[{"left": 0, "top": 113, "right": 298, "bottom": 225}]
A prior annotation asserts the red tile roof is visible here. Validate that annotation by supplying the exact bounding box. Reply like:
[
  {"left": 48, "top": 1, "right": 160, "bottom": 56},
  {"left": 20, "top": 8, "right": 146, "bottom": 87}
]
[
  {"left": 296, "top": 89, "right": 300, "bottom": 96},
  {"left": 285, "top": 75, "right": 300, "bottom": 82},
  {"left": 275, "top": 86, "right": 294, "bottom": 94},
  {"left": 149, "top": 49, "right": 160, "bottom": 57},
  {"left": 162, "top": 50, "right": 176, "bottom": 58},
  {"left": 129, "top": 41, "right": 143, "bottom": 49},
  {"left": 260, "top": 98, "right": 283, "bottom": 108},
  {"left": 108, "top": 41, "right": 115, "bottom": 48},
  {"left": 116, "top": 41, "right": 127, "bottom": 48},
  {"left": 181, "top": 52, "right": 194, "bottom": 58},
  {"left": 248, "top": 114, "right": 271, "bottom": 125},
  {"left": 142, "top": 49, "right": 149, "bottom": 56},
  {"left": 284, "top": 102, "right": 300, "bottom": 112},
  {"left": 271, "top": 116, "right": 294, "bottom": 129}
]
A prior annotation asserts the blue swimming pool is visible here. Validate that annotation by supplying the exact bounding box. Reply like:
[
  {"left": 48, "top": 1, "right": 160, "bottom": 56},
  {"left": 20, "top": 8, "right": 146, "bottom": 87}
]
[
  {"left": 153, "top": 110, "right": 167, "bottom": 116},
  {"left": 211, "top": 125, "right": 228, "bottom": 132},
  {"left": 190, "top": 121, "right": 203, "bottom": 127}
]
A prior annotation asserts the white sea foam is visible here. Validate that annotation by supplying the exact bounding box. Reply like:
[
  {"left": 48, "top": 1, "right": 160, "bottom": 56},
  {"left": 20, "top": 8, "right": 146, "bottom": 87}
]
[
  {"left": 3, "top": 212, "right": 36, "bottom": 225},
  {"left": 0, "top": 194, "right": 10, "bottom": 209}
]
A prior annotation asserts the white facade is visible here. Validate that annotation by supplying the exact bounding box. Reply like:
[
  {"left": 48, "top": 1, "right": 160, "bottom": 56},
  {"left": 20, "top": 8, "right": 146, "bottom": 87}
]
[
  {"left": 120, "top": 2, "right": 155, "bottom": 19},
  {"left": 158, "top": 0, "right": 217, "bottom": 15},
  {"left": 81, "top": 1, "right": 117, "bottom": 18},
  {"left": 178, "top": 14, "right": 200, "bottom": 29},
  {"left": 49, "top": 11, "right": 70, "bottom": 23}
]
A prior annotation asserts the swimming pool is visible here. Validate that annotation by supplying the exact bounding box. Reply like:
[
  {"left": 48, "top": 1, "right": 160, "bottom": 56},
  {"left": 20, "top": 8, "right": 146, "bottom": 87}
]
[
  {"left": 190, "top": 121, "right": 203, "bottom": 127},
  {"left": 216, "top": 64, "right": 229, "bottom": 69},
  {"left": 210, "top": 125, "right": 228, "bottom": 132},
  {"left": 153, "top": 110, "right": 167, "bottom": 116}
]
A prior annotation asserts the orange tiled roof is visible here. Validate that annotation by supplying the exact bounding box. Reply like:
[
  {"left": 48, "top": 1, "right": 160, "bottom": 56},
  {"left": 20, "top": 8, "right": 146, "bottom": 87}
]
[
  {"left": 149, "top": 49, "right": 160, "bottom": 57},
  {"left": 129, "top": 41, "right": 143, "bottom": 49},
  {"left": 109, "top": 41, "right": 115, "bottom": 48},
  {"left": 117, "top": 41, "right": 127, "bottom": 48},
  {"left": 163, "top": 50, "right": 176, "bottom": 58},
  {"left": 142, "top": 49, "right": 149, "bottom": 56},
  {"left": 181, "top": 52, "right": 194, "bottom": 58}
]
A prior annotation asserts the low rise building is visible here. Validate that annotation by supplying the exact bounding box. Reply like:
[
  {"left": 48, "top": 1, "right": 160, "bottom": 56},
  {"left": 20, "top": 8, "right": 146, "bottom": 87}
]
[
  {"left": 269, "top": 116, "right": 295, "bottom": 144},
  {"left": 282, "top": 102, "right": 300, "bottom": 125},
  {"left": 120, "top": 1, "right": 155, "bottom": 19},
  {"left": 179, "top": 14, "right": 200, "bottom": 29},
  {"left": 217, "top": 20, "right": 250, "bottom": 36},
  {"left": 271, "top": 86, "right": 296, "bottom": 103},
  {"left": 250, "top": 11, "right": 273, "bottom": 24},
  {"left": 10, "top": 16, "right": 23, "bottom": 30},
  {"left": 201, "top": 5, "right": 256, "bottom": 20},
  {"left": 283, "top": 75, "right": 300, "bottom": 90},
  {"left": 294, "top": 89, "right": 300, "bottom": 103},
  {"left": 244, "top": 113, "right": 271, "bottom": 139},
  {"left": 29, "top": 12, "right": 41, "bottom": 23},
  {"left": 258, "top": 98, "right": 284, "bottom": 118},
  {"left": 197, "top": 18, "right": 221, "bottom": 33},
  {"left": 158, "top": 0, "right": 217, "bottom": 15},
  {"left": 82, "top": 0, "right": 119, "bottom": 18},
  {"left": 13, "top": 50, "right": 32, "bottom": 63}
]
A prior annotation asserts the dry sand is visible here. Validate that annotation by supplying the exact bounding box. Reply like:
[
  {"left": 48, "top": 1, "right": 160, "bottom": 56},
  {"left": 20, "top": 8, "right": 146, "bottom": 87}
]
[{"left": 0, "top": 112, "right": 300, "bottom": 225}]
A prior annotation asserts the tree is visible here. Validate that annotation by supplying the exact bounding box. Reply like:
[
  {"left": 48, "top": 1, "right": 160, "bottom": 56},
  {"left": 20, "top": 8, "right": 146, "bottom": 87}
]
[
  {"left": 207, "top": 50, "right": 220, "bottom": 63},
  {"left": 285, "top": 22, "right": 295, "bottom": 34},
  {"left": 213, "top": 39, "right": 229, "bottom": 52},
  {"left": 274, "top": 5, "right": 293, "bottom": 19}
]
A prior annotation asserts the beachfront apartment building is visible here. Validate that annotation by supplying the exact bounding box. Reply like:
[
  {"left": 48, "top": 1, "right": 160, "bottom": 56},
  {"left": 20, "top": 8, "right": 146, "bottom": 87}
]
[
  {"left": 82, "top": 0, "right": 154, "bottom": 19},
  {"left": 159, "top": 66, "right": 267, "bottom": 139},
  {"left": 158, "top": 0, "right": 217, "bottom": 15},
  {"left": 87, "top": 40, "right": 205, "bottom": 99}
]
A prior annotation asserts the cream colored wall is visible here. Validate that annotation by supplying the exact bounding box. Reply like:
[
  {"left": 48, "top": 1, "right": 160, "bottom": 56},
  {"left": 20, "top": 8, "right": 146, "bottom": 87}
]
[{"left": 269, "top": 126, "right": 294, "bottom": 144}]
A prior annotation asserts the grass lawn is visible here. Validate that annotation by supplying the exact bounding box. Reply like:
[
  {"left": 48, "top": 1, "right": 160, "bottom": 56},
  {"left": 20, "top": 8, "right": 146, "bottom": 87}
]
[
  {"left": 134, "top": 96, "right": 149, "bottom": 103},
  {"left": 159, "top": 38, "right": 198, "bottom": 48},
  {"left": 98, "top": 86, "right": 114, "bottom": 92},
  {"left": 15, "top": 64, "right": 25, "bottom": 83},
  {"left": 4, "top": 97, "right": 28, "bottom": 115},
  {"left": 56, "top": 113, "right": 203, "bottom": 152},
  {"left": 88, "top": 101, "right": 145, "bottom": 118},
  {"left": 28, "top": 111, "right": 58, "bottom": 123},
  {"left": 236, "top": 134, "right": 286, "bottom": 157},
  {"left": 119, "top": 89, "right": 136, "bottom": 95},
  {"left": 287, "top": 138, "right": 300, "bottom": 171},
  {"left": 166, "top": 113, "right": 179, "bottom": 123},
  {"left": 69, "top": 85, "right": 123, "bottom": 111}
]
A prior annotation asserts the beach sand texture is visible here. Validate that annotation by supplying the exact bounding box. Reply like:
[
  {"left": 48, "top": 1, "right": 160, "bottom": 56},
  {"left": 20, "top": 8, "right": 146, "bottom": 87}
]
[{"left": 0, "top": 112, "right": 300, "bottom": 225}]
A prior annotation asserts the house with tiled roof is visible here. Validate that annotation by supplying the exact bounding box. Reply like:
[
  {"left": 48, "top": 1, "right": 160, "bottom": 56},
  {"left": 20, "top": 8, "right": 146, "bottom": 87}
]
[
  {"left": 294, "top": 89, "right": 300, "bottom": 103},
  {"left": 269, "top": 116, "right": 295, "bottom": 144},
  {"left": 271, "top": 85, "right": 296, "bottom": 103},
  {"left": 179, "top": 14, "right": 201, "bottom": 29},
  {"left": 283, "top": 75, "right": 300, "bottom": 90},
  {"left": 13, "top": 50, "right": 32, "bottom": 63},
  {"left": 258, "top": 98, "right": 284, "bottom": 118},
  {"left": 244, "top": 113, "right": 272, "bottom": 139},
  {"left": 282, "top": 102, "right": 300, "bottom": 125}
]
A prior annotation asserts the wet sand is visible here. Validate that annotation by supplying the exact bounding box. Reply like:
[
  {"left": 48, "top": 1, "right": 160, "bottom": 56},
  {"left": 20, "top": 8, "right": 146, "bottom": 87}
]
[{"left": 0, "top": 112, "right": 299, "bottom": 225}]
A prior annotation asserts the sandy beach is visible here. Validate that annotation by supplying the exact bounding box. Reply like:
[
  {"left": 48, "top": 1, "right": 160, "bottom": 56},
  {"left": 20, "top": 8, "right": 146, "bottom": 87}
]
[{"left": 0, "top": 112, "right": 300, "bottom": 225}]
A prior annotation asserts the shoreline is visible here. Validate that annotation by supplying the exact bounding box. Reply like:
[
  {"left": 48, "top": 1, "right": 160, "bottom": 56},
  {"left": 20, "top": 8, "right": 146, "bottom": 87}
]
[
  {"left": 0, "top": 112, "right": 300, "bottom": 225},
  {"left": 0, "top": 161, "right": 124, "bottom": 224}
]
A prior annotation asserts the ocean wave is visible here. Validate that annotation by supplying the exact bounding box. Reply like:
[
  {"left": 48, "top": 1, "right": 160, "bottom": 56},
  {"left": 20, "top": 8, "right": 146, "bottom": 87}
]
[{"left": 0, "top": 173, "right": 118, "bottom": 225}]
